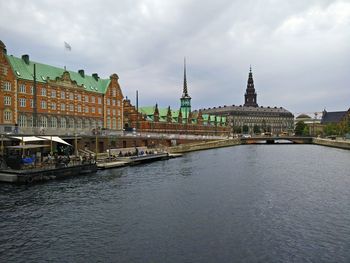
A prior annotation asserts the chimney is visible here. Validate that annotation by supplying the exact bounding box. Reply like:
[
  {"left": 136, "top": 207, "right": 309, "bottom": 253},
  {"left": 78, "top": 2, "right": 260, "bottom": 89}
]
[
  {"left": 92, "top": 73, "right": 99, "bottom": 81},
  {"left": 22, "top": 54, "right": 30, "bottom": 65},
  {"left": 78, "top": 69, "right": 85, "bottom": 77}
]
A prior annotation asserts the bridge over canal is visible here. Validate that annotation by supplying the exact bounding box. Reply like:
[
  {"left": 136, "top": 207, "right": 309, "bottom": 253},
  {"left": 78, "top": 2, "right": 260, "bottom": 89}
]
[{"left": 240, "top": 136, "right": 313, "bottom": 144}]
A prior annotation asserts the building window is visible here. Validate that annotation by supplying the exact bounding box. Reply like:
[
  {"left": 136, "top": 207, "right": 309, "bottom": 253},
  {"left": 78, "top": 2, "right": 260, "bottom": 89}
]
[
  {"left": 30, "top": 86, "right": 34, "bottom": 94},
  {"left": 77, "top": 119, "right": 82, "bottom": 129},
  {"left": 4, "top": 110, "right": 12, "bottom": 121},
  {"left": 84, "top": 119, "right": 90, "bottom": 129},
  {"left": 68, "top": 118, "right": 74, "bottom": 128},
  {"left": 60, "top": 118, "right": 66, "bottom": 128},
  {"left": 51, "top": 89, "right": 56, "bottom": 98},
  {"left": 85, "top": 95, "right": 89, "bottom": 102},
  {"left": 112, "top": 99, "right": 116, "bottom": 106},
  {"left": 112, "top": 88, "right": 116, "bottom": 96},
  {"left": 97, "top": 120, "right": 103, "bottom": 128},
  {"left": 40, "top": 116, "right": 48, "bottom": 128},
  {"left": 19, "top": 115, "right": 27, "bottom": 127},
  {"left": 3, "top": 81, "right": 11, "bottom": 91},
  {"left": 41, "top": 88, "right": 47, "bottom": 96},
  {"left": 30, "top": 99, "right": 34, "bottom": 108},
  {"left": 41, "top": 100, "right": 47, "bottom": 109},
  {"left": 117, "top": 100, "right": 120, "bottom": 106},
  {"left": 107, "top": 108, "right": 110, "bottom": 115},
  {"left": 112, "top": 109, "right": 116, "bottom": 116},
  {"left": 61, "top": 103, "right": 66, "bottom": 111},
  {"left": 69, "top": 92, "right": 74, "bottom": 100},
  {"left": 91, "top": 96, "right": 95, "bottom": 103},
  {"left": 85, "top": 106, "right": 89, "bottom": 113},
  {"left": 69, "top": 104, "right": 74, "bottom": 112},
  {"left": 77, "top": 94, "right": 82, "bottom": 101},
  {"left": 4, "top": 96, "right": 11, "bottom": 105},
  {"left": 98, "top": 108, "right": 102, "bottom": 114},
  {"left": 92, "top": 107, "right": 95, "bottom": 114},
  {"left": 27, "top": 117, "right": 33, "bottom": 127},
  {"left": 19, "top": 98, "right": 26, "bottom": 107},
  {"left": 19, "top": 84, "right": 26, "bottom": 93},
  {"left": 51, "top": 102, "right": 56, "bottom": 110},
  {"left": 51, "top": 117, "right": 57, "bottom": 128},
  {"left": 112, "top": 118, "right": 116, "bottom": 129},
  {"left": 61, "top": 91, "right": 65, "bottom": 99},
  {"left": 106, "top": 117, "right": 111, "bottom": 129},
  {"left": 77, "top": 105, "right": 82, "bottom": 112},
  {"left": 107, "top": 99, "right": 110, "bottom": 105},
  {"left": 98, "top": 97, "right": 102, "bottom": 104}
]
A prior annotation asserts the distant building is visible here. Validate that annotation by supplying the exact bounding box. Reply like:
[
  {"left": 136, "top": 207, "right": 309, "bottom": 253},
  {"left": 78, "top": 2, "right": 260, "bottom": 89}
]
[
  {"left": 202, "top": 67, "right": 294, "bottom": 135},
  {"left": 0, "top": 40, "right": 124, "bottom": 135},
  {"left": 294, "top": 112, "right": 323, "bottom": 136},
  {"left": 123, "top": 60, "right": 230, "bottom": 136},
  {"left": 321, "top": 110, "right": 348, "bottom": 125},
  {"left": 320, "top": 109, "right": 350, "bottom": 136}
]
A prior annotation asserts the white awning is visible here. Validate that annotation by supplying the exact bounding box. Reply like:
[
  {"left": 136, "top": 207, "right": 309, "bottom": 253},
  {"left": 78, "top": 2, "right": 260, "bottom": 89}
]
[
  {"left": 6, "top": 144, "right": 50, "bottom": 149},
  {"left": 11, "top": 136, "right": 46, "bottom": 142},
  {"left": 38, "top": 136, "right": 71, "bottom": 146}
]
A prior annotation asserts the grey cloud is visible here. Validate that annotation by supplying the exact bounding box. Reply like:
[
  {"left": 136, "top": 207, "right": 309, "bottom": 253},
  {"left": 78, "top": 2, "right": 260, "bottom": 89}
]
[{"left": 0, "top": 0, "right": 349, "bottom": 113}]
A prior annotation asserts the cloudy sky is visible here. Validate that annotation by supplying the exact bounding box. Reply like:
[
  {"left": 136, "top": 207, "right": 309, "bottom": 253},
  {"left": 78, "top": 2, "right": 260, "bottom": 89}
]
[{"left": 1, "top": 0, "right": 349, "bottom": 114}]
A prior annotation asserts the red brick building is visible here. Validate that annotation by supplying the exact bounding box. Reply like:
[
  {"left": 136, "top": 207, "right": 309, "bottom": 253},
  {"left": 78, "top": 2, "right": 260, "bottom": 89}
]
[{"left": 0, "top": 40, "right": 123, "bottom": 135}]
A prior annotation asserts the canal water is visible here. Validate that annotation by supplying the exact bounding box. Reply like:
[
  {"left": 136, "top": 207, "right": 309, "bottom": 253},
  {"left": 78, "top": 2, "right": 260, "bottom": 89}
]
[{"left": 1, "top": 145, "right": 350, "bottom": 263}]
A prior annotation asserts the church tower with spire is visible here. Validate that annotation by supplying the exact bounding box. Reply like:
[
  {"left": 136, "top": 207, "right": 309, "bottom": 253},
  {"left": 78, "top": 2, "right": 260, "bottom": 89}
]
[
  {"left": 180, "top": 58, "right": 191, "bottom": 122},
  {"left": 244, "top": 66, "right": 258, "bottom": 107}
]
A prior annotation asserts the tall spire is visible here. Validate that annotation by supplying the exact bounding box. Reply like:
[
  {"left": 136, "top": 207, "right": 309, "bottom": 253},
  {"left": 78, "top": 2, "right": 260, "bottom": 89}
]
[
  {"left": 182, "top": 57, "right": 188, "bottom": 97},
  {"left": 244, "top": 66, "right": 258, "bottom": 107}
]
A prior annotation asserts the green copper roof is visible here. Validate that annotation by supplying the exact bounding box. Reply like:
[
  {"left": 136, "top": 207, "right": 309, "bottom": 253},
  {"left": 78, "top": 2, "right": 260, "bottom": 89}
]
[
  {"left": 139, "top": 106, "right": 156, "bottom": 116},
  {"left": 6, "top": 55, "right": 110, "bottom": 94}
]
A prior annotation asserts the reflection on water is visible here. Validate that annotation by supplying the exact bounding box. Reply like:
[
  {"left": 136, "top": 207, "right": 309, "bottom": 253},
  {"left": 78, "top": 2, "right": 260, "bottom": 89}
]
[{"left": 1, "top": 145, "right": 350, "bottom": 263}]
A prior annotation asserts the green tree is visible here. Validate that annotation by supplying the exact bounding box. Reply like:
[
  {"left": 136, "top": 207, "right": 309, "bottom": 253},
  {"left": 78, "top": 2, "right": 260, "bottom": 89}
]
[
  {"left": 295, "top": 121, "right": 306, "bottom": 136},
  {"left": 323, "top": 123, "right": 338, "bottom": 136},
  {"left": 302, "top": 125, "right": 310, "bottom": 136}
]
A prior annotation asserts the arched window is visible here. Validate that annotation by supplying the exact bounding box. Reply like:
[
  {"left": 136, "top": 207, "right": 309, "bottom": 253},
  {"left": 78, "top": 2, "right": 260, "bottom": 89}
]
[
  {"left": 51, "top": 117, "right": 57, "bottom": 128},
  {"left": 60, "top": 117, "right": 67, "bottom": 128},
  {"left": 77, "top": 118, "right": 82, "bottom": 129},
  {"left": 117, "top": 118, "right": 122, "bottom": 130},
  {"left": 84, "top": 119, "right": 90, "bottom": 129},
  {"left": 106, "top": 117, "right": 111, "bottom": 129},
  {"left": 19, "top": 115, "right": 27, "bottom": 127},
  {"left": 91, "top": 119, "right": 96, "bottom": 128},
  {"left": 40, "top": 116, "right": 48, "bottom": 128},
  {"left": 68, "top": 118, "right": 74, "bottom": 129},
  {"left": 27, "top": 116, "right": 33, "bottom": 127}
]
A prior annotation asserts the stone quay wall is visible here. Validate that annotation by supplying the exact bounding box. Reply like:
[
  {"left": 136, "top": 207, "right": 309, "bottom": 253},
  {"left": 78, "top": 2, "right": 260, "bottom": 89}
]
[
  {"left": 313, "top": 138, "right": 350, "bottom": 150},
  {"left": 168, "top": 138, "right": 241, "bottom": 153}
]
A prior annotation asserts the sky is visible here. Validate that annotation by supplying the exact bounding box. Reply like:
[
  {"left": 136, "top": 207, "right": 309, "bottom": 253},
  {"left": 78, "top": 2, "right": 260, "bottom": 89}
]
[{"left": 0, "top": 0, "right": 349, "bottom": 114}]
